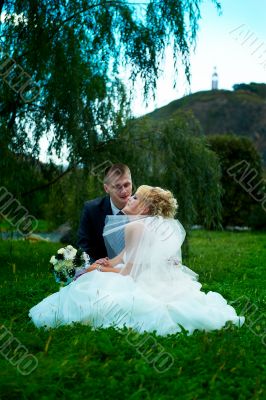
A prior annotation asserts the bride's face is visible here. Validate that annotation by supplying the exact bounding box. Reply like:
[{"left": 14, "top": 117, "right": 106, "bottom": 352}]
[{"left": 123, "top": 193, "right": 149, "bottom": 215}]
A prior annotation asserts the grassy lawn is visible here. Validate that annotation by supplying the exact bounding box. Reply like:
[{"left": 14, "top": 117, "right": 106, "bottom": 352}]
[
  {"left": 0, "top": 219, "right": 50, "bottom": 233},
  {"left": 0, "top": 231, "right": 265, "bottom": 399}
]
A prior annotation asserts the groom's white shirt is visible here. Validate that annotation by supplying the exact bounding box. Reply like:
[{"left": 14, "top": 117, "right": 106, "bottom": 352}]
[{"left": 110, "top": 198, "right": 122, "bottom": 215}]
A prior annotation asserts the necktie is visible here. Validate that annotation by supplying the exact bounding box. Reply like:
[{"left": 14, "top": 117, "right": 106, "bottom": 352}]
[{"left": 117, "top": 210, "right": 124, "bottom": 215}]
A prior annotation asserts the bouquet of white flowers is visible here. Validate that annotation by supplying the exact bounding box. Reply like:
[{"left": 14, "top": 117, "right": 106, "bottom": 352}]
[{"left": 50, "top": 245, "right": 90, "bottom": 285}]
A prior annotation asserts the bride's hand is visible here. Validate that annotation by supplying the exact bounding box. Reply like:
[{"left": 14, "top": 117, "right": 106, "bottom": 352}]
[
  {"left": 85, "top": 262, "right": 120, "bottom": 273},
  {"left": 85, "top": 263, "right": 101, "bottom": 272},
  {"left": 95, "top": 257, "right": 112, "bottom": 268}
]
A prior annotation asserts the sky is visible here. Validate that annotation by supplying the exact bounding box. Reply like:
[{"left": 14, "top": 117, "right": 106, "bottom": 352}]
[
  {"left": 40, "top": 0, "right": 266, "bottom": 163},
  {"left": 130, "top": 0, "right": 266, "bottom": 116}
]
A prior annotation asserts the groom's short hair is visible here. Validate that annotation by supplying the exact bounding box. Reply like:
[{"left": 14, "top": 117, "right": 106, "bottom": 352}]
[{"left": 104, "top": 163, "right": 131, "bottom": 184}]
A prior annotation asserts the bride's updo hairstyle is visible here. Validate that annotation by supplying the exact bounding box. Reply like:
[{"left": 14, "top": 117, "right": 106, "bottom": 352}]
[{"left": 136, "top": 185, "right": 178, "bottom": 218}]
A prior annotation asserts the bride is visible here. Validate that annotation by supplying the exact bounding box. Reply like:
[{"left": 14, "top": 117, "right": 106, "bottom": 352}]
[{"left": 29, "top": 185, "right": 244, "bottom": 335}]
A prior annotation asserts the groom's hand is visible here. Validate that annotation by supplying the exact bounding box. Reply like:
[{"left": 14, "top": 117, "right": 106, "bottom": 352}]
[{"left": 95, "top": 257, "right": 112, "bottom": 267}]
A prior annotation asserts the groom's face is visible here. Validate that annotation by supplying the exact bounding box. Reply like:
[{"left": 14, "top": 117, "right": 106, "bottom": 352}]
[{"left": 104, "top": 173, "right": 132, "bottom": 209}]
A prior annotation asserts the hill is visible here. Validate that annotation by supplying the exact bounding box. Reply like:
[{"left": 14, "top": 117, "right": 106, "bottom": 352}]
[{"left": 146, "top": 83, "right": 266, "bottom": 164}]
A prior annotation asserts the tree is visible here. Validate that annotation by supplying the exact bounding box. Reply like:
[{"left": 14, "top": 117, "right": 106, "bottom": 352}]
[
  {"left": 207, "top": 134, "right": 265, "bottom": 227},
  {"left": 0, "top": 0, "right": 220, "bottom": 166},
  {"left": 107, "top": 111, "right": 222, "bottom": 229},
  {"left": 233, "top": 82, "right": 266, "bottom": 99},
  {"left": 0, "top": 148, "right": 61, "bottom": 218}
]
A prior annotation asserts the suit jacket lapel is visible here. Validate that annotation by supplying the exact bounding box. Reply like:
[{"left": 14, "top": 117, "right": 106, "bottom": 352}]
[{"left": 101, "top": 196, "right": 112, "bottom": 216}]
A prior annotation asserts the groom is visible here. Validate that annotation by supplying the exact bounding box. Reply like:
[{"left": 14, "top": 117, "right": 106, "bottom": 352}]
[{"left": 77, "top": 163, "right": 132, "bottom": 262}]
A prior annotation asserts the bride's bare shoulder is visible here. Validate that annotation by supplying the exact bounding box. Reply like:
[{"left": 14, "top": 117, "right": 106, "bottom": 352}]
[{"left": 125, "top": 220, "right": 145, "bottom": 236}]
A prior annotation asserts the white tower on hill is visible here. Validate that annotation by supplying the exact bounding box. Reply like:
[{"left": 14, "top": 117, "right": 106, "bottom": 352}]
[{"left": 212, "top": 67, "right": 218, "bottom": 90}]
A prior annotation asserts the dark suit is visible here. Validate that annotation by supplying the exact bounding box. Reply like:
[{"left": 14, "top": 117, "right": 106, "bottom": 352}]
[{"left": 77, "top": 196, "right": 113, "bottom": 262}]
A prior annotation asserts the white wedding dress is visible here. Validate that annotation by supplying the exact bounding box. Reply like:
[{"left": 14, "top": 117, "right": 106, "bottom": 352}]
[{"left": 29, "top": 216, "right": 244, "bottom": 335}]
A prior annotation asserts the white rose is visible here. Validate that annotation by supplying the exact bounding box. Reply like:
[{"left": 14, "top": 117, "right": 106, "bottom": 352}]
[
  {"left": 64, "top": 254, "right": 72, "bottom": 261},
  {"left": 69, "top": 248, "right": 77, "bottom": 257},
  {"left": 83, "top": 253, "right": 90, "bottom": 262},
  {"left": 54, "top": 264, "right": 61, "bottom": 272},
  {"left": 57, "top": 248, "right": 64, "bottom": 255},
  {"left": 66, "top": 246, "right": 77, "bottom": 258},
  {"left": 50, "top": 256, "right": 57, "bottom": 265}
]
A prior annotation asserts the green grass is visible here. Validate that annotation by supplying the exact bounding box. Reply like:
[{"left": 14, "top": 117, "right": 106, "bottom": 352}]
[
  {"left": 0, "top": 219, "right": 50, "bottom": 233},
  {"left": 0, "top": 231, "right": 265, "bottom": 399}
]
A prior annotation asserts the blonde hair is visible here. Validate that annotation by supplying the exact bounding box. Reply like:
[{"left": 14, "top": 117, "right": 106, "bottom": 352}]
[
  {"left": 136, "top": 185, "right": 178, "bottom": 218},
  {"left": 104, "top": 163, "right": 131, "bottom": 184}
]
